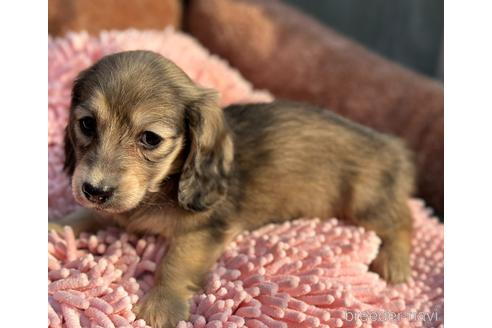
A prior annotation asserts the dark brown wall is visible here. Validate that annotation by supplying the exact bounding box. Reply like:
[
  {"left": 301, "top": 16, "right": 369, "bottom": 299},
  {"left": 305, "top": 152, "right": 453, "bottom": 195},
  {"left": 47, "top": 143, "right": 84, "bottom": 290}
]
[{"left": 284, "top": 0, "right": 444, "bottom": 80}]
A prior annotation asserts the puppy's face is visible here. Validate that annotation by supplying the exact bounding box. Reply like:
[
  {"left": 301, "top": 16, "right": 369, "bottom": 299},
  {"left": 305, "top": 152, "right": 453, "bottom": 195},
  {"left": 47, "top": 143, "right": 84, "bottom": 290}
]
[{"left": 65, "top": 51, "right": 233, "bottom": 214}]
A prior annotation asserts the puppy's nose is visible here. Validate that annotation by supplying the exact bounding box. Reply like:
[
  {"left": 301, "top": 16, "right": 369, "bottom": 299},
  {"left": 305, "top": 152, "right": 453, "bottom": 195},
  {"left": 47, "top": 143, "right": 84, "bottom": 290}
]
[{"left": 82, "top": 182, "right": 114, "bottom": 204}]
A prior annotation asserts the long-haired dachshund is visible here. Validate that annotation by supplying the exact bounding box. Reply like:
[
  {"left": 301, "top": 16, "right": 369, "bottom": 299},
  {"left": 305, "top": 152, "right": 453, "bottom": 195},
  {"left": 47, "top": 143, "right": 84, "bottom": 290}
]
[{"left": 49, "top": 50, "right": 415, "bottom": 328}]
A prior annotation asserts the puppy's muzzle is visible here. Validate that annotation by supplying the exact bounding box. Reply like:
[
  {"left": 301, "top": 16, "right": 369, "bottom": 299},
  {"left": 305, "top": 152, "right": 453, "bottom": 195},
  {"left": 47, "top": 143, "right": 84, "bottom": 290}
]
[{"left": 82, "top": 182, "right": 115, "bottom": 205}]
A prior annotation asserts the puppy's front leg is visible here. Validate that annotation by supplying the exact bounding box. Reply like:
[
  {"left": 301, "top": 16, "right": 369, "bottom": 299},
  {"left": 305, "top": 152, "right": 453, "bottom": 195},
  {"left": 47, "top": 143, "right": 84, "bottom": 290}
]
[
  {"left": 48, "top": 208, "right": 111, "bottom": 236},
  {"left": 134, "top": 229, "right": 227, "bottom": 328}
]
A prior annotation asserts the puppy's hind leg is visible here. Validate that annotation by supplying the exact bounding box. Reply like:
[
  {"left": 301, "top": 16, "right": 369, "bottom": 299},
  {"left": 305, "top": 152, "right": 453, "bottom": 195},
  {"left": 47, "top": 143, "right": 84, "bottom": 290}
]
[{"left": 351, "top": 200, "right": 412, "bottom": 284}]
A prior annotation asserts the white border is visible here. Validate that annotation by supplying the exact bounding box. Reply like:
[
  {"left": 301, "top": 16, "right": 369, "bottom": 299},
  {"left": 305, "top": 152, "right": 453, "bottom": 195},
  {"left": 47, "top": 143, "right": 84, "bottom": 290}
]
[
  {"left": 0, "top": 1, "right": 47, "bottom": 326},
  {"left": 445, "top": 1, "right": 492, "bottom": 327}
]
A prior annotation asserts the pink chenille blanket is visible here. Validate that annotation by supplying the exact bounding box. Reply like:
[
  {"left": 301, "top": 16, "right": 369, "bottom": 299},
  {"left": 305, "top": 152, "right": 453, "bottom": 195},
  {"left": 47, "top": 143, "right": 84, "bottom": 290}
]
[{"left": 48, "top": 29, "right": 444, "bottom": 328}]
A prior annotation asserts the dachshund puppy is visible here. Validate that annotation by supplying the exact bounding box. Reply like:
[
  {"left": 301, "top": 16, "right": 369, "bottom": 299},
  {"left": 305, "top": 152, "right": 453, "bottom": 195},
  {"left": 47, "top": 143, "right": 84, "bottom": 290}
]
[{"left": 50, "top": 50, "right": 415, "bottom": 328}]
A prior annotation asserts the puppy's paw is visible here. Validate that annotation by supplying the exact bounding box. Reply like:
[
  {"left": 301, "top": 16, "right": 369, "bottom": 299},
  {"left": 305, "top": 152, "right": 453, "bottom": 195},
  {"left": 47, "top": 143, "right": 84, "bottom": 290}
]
[
  {"left": 48, "top": 222, "right": 65, "bottom": 233},
  {"left": 134, "top": 286, "right": 189, "bottom": 328},
  {"left": 370, "top": 242, "right": 411, "bottom": 284}
]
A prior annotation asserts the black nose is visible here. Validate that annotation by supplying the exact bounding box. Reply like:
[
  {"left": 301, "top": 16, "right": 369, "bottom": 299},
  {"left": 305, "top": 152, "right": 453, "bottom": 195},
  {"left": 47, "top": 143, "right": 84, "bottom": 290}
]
[{"left": 82, "top": 182, "right": 114, "bottom": 204}]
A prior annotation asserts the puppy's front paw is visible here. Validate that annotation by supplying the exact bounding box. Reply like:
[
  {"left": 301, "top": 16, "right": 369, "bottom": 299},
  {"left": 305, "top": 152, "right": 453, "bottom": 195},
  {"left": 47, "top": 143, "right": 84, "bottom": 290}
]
[
  {"left": 134, "top": 286, "right": 189, "bottom": 328},
  {"left": 48, "top": 222, "right": 65, "bottom": 233},
  {"left": 370, "top": 242, "right": 411, "bottom": 284}
]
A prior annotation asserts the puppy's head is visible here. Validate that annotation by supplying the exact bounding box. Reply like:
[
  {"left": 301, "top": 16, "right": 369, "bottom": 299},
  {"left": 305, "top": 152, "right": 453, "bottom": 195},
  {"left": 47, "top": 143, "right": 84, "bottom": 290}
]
[{"left": 65, "top": 50, "right": 233, "bottom": 214}]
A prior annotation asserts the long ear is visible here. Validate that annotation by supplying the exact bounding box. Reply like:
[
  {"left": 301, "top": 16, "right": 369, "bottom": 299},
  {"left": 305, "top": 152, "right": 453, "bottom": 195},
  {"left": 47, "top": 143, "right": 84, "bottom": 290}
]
[
  {"left": 178, "top": 89, "right": 234, "bottom": 212},
  {"left": 63, "top": 67, "right": 88, "bottom": 177},
  {"left": 63, "top": 125, "right": 76, "bottom": 176}
]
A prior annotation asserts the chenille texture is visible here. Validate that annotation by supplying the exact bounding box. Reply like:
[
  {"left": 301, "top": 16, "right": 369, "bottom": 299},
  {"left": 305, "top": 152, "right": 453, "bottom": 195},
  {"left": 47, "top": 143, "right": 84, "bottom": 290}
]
[{"left": 48, "top": 29, "right": 443, "bottom": 328}]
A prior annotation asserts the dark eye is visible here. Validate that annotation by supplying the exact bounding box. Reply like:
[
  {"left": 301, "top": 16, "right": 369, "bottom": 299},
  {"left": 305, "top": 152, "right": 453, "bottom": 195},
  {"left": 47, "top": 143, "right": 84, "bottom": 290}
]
[
  {"left": 79, "top": 117, "right": 96, "bottom": 137},
  {"left": 140, "top": 131, "right": 162, "bottom": 149}
]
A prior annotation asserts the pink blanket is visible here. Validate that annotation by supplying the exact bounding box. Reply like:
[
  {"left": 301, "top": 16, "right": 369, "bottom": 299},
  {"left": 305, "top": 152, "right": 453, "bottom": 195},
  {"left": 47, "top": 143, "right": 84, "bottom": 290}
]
[{"left": 48, "top": 29, "right": 443, "bottom": 328}]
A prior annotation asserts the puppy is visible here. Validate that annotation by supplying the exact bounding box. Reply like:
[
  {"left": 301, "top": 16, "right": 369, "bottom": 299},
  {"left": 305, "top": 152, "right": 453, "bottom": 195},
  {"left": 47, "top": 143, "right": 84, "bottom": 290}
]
[{"left": 50, "top": 50, "right": 415, "bottom": 328}]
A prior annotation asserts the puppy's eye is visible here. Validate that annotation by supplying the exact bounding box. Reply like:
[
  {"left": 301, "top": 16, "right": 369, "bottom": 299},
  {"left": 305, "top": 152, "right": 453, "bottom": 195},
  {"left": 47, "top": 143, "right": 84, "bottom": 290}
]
[
  {"left": 79, "top": 117, "right": 96, "bottom": 137},
  {"left": 140, "top": 131, "right": 162, "bottom": 149}
]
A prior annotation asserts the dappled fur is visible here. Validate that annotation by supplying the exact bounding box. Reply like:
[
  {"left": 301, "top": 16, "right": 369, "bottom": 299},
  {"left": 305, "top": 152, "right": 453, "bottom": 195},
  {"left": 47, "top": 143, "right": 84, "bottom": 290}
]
[{"left": 51, "top": 51, "right": 415, "bottom": 328}]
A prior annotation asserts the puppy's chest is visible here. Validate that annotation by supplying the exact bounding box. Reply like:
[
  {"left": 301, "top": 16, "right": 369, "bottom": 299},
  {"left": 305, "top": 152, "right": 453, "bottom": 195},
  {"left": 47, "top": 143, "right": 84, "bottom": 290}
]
[{"left": 113, "top": 207, "right": 183, "bottom": 237}]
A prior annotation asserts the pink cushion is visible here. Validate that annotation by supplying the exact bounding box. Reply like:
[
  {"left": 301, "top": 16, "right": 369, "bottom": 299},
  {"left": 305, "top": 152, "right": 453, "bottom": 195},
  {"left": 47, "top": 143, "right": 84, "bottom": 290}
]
[{"left": 48, "top": 29, "right": 443, "bottom": 328}]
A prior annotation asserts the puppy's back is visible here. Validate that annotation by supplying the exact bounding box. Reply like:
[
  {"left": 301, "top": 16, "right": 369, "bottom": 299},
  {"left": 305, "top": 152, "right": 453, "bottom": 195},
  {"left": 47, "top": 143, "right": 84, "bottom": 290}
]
[{"left": 223, "top": 101, "right": 415, "bottom": 228}]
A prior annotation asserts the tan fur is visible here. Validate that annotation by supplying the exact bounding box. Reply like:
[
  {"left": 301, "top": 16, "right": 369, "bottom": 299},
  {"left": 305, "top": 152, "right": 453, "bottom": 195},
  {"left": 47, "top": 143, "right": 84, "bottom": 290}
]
[{"left": 50, "top": 51, "right": 416, "bottom": 328}]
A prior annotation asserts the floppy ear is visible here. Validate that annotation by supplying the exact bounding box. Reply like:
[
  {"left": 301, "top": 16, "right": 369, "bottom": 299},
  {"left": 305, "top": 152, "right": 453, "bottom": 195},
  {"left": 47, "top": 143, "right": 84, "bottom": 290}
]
[
  {"left": 63, "top": 125, "right": 76, "bottom": 176},
  {"left": 178, "top": 89, "right": 234, "bottom": 212},
  {"left": 63, "top": 67, "right": 89, "bottom": 177}
]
